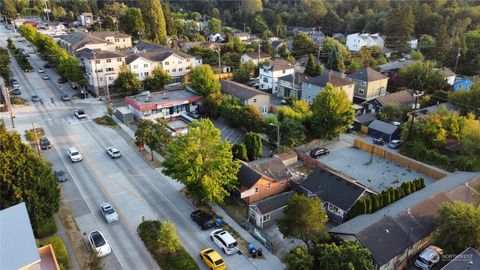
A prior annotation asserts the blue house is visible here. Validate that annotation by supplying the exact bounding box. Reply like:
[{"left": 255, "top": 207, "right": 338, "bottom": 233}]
[{"left": 452, "top": 79, "right": 473, "bottom": 92}]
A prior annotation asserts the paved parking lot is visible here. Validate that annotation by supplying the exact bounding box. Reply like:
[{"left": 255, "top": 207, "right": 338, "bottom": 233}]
[{"left": 315, "top": 142, "right": 435, "bottom": 193}]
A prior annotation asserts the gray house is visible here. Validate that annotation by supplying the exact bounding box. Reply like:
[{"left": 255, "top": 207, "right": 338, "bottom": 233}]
[
  {"left": 248, "top": 191, "right": 294, "bottom": 228},
  {"left": 441, "top": 247, "right": 480, "bottom": 270},
  {"left": 301, "top": 70, "right": 355, "bottom": 103}
]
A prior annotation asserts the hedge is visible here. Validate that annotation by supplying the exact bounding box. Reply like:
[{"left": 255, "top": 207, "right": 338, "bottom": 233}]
[
  {"left": 137, "top": 221, "right": 199, "bottom": 270},
  {"left": 35, "top": 215, "right": 57, "bottom": 238},
  {"left": 42, "top": 236, "right": 69, "bottom": 270},
  {"left": 350, "top": 178, "right": 426, "bottom": 219}
]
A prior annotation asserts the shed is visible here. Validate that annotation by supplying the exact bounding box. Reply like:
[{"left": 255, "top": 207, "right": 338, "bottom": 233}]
[
  {"left": 353, "top": 113, "right": 377, "bottom": 132},
  {"left": 367, "top": 120, "right": 400, "bottom": 142},
  {"left": 248, "top": 191, "right": 294, "bottom": 228},
  {"left": 115, "top": 106, "right": 134, "bottom": 124}
]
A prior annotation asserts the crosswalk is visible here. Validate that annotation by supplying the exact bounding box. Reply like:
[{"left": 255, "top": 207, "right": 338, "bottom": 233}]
[
  {"left": 29, "top": 101, "right": 105, "bottom": 125},
  {"left": 54, "top": 115, "right": 93, "bottom": 125}
]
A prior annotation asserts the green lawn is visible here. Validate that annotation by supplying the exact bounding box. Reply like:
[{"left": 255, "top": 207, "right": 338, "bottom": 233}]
[{"left": 93, "top": 115, "right": 118, "bottom": 128}]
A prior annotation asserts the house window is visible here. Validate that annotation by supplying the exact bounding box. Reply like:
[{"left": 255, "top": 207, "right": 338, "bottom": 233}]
[
  {"left": 261, "top": 106, "right": 268, "bottom": 113},
  {"left": 282, "top": 70, "right": 286, "bottom": 74},
  {"left": 187, "top": 59, "right": 190, "bottom": 62},
  {"left": 186, "top": 66, "right": 191, "bottom": 70},
  {"left": 165, "top": 62, "right": 169, "bottom": 65},
  {"left": 106, "top": 67, "right": 114, "bottom": 72},
  {"left": 135, "top": 73, "right": 139, "bottom": 76},
  {"left": 358, "top": 88, "right": 365, "bottom": 95},
  {"left": 117, "top": 58, "right": 122, "bottom": 62},
  {"left": 134, "top": 65, "right": 138, "bottom": 69},
  {"left": 165, "top": 70, "right": 170, "bottom": 73},
  {"left": 255, "top": 187, "right": 259, "bottom": 193},
  {"left": 95, "top": 60, "right": 100, "bottom": 64},
  {"left": 109, "top": 77, "right": 114, "bottom": 81},
  {"left": 266, "top": 183, "right": 271, "bottom": 189},
  {"left": 144, "top": 64, "right": 148, "bottom": 68},
  {"left": 115, "top": 38, "right": 119, "bottom": 42},
  {"left": 179, "top": 68, "right": 183, "bottom": 72},
  {"left": 172, "top": 69, "right": 176, "bottom": 72},
  {"left": 263, "top": 77, "right": 268, "bottom": 83},
  {"left": 96, "top": 69, "right": 103, "bottom": 72},
  {"left": 178, "top": 61, "right": 182, "bottom": 64},
  {"left": 253, "top": 98, "right": 257, "bottom": 102},
  {"left": 106, "top": 59, "right": 111, "bottom": 63},
  {"left": 144, "top": 72, "right": 149, "bottom": 76},
  {"left": 262, "top": 214, "right": 270, "bottom": 222}
]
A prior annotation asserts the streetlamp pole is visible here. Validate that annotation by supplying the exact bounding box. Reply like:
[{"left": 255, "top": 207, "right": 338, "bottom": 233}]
[
  {"left": 104, "top": 73, "right": 115, "bottom": 114},
  {"left": 3, "top": 84, "right": 15, "bottom": 128},
  {"left": 408, "top": 91, "right": 424, "bottom": 140}
]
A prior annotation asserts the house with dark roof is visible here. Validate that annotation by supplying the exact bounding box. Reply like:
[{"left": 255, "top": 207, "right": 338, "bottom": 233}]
[
  {"left": 301, "top": 70, "right": 355, "bottom": 103},
  {"left": 365, "top": 90, "right": 416, "bottom": 113},
  {"left": 353, "top": 113, "right": 377, "bottom": 132},
  {"left": 347, "top": 67, "right": 389, "bottom": 103},
  {"left": 441, "top": 247, "right": 480, "bottom": 270},
  {"left": 248, "top": 191, "right": 294, "bottom": 228},
  {"left": 330, "top": 172, "right": 480, "bottom": 270},
  {"left": 367, "top": 119, "right": 400, "bottom": 142},
  {"left": 241, "top": 52, "right": 272, "bottom": 65},
  {"left": 259, "top": 60, "right": 295, "bottom": 95},
  {"left": 377, "top": 60, "right": 416, "bottom": 88},
  {"left": 292, "top": 168, "right": 374, "bottom": 223},
  {"left": 237, "top": 157, "right": 292, "bottom": 204},
  {"left": 59, "top": 31, "right": 132, "bottom": 54},
  {"left": 220, "top": 80, "right": 271, "bottom": 114},
  {"left": 276, "top": 72, "right": 309, "bottom": 99}
]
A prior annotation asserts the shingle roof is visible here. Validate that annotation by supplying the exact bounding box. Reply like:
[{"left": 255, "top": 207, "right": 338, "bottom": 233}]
[
  {"left": 442, "top": 67, "right": 455, "bottom": 77},
  {"left": 237, "top": 161, "right": 263, "bottom": 188},
  {"left": 304, "top": 71, "right": 354, "bottom": 88},
  {"left": 375, "top": 90, "right": 415, "bottom": 107},
  {"left": 253, "top": 191, "right": 295, "bottom": 214},
  {"left": 441, "top": 247, "right": 480, "bottom": 270},
  {"left": 125, "top": 47, "right": 195, "bottom": 64},
  {"left": 263, "top": 59, "right": 294, "bottom": 71},
  {"left": 368, "top": 120, "right": 398, "bottom": 135},
  {"left": 348, "top": 67, "right": 388, "bottom": 82},
  {"left": 244, "top": 52, "right": 271, "bottom": 60},
  {"left": 61, "top": 32, "right": 108, "bottom": 49},
  {"left": 355, "top": 113, "right": 377, "bottom": 125},
  {"left": 91, "top": 31, "right": 130, "bottom": 39},
  {"left": 297, "top": 168, "right": 366, "bottom": 210},
  {"left": 278, "top": 73, "right": 309, "bottom": 85},
  {"left": 238, "top": 158, "right": 290, "bottom": 188},
  {"left": 76, "top": 48, "right": 124, "bottom": 60},
  {"left": 271, "top": 40, "right": 283, "bottom": 48},
  {"left": 220, "top": 80, "right": 268, "bottom": 101},
  {"left": 378, "top": 60, "right": 416, "bottom": 72}
]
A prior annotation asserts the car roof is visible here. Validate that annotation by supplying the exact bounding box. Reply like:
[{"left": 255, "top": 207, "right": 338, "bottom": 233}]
[
  {"left": 101, "top": 203, "right": 112, "bottom": 209},
  {"left": 204, "top": 248, "right": 222, "bottom": 261},
  {"left": 68, "top": 147, "right": 78, "bottom": 152},
  {"left": 215, "top": 230, "right": 236, "bottom": 244},
  {"left": 419, "top": 246, "right": 442, "bottom": 259}
]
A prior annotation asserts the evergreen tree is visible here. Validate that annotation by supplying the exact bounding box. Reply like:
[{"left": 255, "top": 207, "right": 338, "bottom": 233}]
[
  {"left": 242, "top": 0, "right": 262, "bottom": 16},
  {"left": 385, "top": 3, "right": 415, "bottom": 51},
  {"left": 245, "top": 132, "right": 263, "bottom": 161},
  {"left": 232, "top": 143, "right": 248, "bottom": 162},
  {"left": 1, "top": 0, "right": 17, "bottom": 21},
  {"left": 304, "top": 54, "right": 322, "bottom": 77},
  {"left": 162, "top": 2, "right": 176, "bottom": 36},
  {"left": 139, "top": 0, "right": 167, "bottom": 45}
]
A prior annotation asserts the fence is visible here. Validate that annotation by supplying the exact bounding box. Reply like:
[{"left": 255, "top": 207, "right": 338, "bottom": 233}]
[{"left": 244, "top": 221, "right": 274, "bottom": 251}]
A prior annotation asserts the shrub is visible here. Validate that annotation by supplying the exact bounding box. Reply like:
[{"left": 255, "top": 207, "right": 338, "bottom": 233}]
[
  {"left": 371, "top": 194, "right": 379, "bottom": 212},
  {"left": 245, "top": 132, "right": 262, "bottom": 161},
  {"left": 232, "top": 143, "right": 248, "bottom": 161},
  {"left": 43, "top": 236, "right": 69, "bottom": 270},
  {"left": 93, "top": 116, "right": 118, "bottom": 127},
  {"left": 365, "top": 197, "right": 372, "bottom": 214},
  {"left": 35, "top": 215, "right": 57, "bottom": 238},
  {"left": 388, "top": 187, "right": 395, "bottom": 202},
  {"left": 350, "top": 199, "right": 366, "bottom": 218}
]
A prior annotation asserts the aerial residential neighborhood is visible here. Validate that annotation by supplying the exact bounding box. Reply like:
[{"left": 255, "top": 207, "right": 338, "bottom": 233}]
[{"left": 1, "top": 1, "right": 480, "bottom": 270}]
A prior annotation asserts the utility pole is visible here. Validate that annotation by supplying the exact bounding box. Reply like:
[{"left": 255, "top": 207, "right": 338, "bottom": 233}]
[
  {"left": 2, "top": 81, "right": 15, "bottom": 128},
  {"left": 92, "top": 51, "right": 101, "bottom": 98},
  {"left": 257, "top": 45, "right": 260, "bottom": 64},
  {"left": 454, "top": 47, "right": 461, "bottom": 73},
  {"left": 32, "top": 122, "right": 40, "bottom": 155},
  {"left": 44, "top": 2, "right": 50, "bottom": 22},
  {"left": 215, "top": 48, "right": 221, "bottom": 68}
]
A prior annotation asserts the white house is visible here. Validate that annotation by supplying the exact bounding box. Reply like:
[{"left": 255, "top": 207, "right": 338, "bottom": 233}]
[
  {"left": 208, "top": 33, "right": 225, "bottom": 42},
  {"left": 346, "top": 33, "right": 384, "bottom": 52},
  {"left": 259, "top": 59, "right": 294, "bottom": 94},
  {"left": 78, "top": 12, "right": 94, "bottom": 27},
  {"left": 234, "top": 32, "right": 251, "bottom": 41},
  {"left": 241, "top": 52, "right": 272, "bottom": 65}
]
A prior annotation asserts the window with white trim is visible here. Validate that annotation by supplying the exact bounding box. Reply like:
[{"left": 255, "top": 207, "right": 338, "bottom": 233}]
[
  {"left": 262, "top": 214, "right": 270, "bottom": 222},
  {"left": 255, "top": 187, "right": 259, "bottom": 193},
  {"left": 106, "top": 59, "right": 111, "bottom": 63}
]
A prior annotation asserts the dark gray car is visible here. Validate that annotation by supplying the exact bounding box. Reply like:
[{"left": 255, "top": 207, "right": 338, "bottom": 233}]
[{"left": 54, "top": 170, "right": 68, "bottom": 182}]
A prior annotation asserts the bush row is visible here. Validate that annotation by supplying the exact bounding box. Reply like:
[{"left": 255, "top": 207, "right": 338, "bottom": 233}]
[
  {"left": 42, "top": 236, "right": 70, "bottom": 270},
  {"left": 350, "top": 178, "right": 426, "bottom": 218},
  {"left": 35, "top": 215, "right": 57, "bottom": 238},
  {"left": 0, "top": 47, "right": 11, "bottom": 84}
]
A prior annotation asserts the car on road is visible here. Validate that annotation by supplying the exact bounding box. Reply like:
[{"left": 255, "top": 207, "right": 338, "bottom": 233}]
[
  {"left": 106, "top": 147, "right": 121, "bottom": 158},
  {"left": 42, "top": 75, "right": 50, "bottom": 80},
  {"left": 74, "top": 109, "right": 86, "bottom": 119},
  {"left": 31, "top": 95, "right": 40, "bottom": 102},
  {"left": 310, "top": 147, "right": 330, "bottom": 158},
  {"left": 88, "top": 230, "right": 111, "bottom": 257},
  {"left": 67, "top": 147, "right": 83, "bottom": 162},
  {"left": 54, "top": 170, "right": 68, "bottom": 182},
  {"left": 10, "top": 78, "right": 18, "bottom": 84},
  {"left": 210, "top": 229, "right": 239, "bottom": 255},
  {"left": 388, "top": 139, "right": 403, "bottom": 149},
  {"left": 191, "top": 210, "right": 214, "bottom": 230},
  {"left": 200, "top": 248, "right": 226, "bottom": 270},
  {"left": 415, "top": 245, "right": 443, "bottom": 270},
  {"left": 58, "top": 77, "right": 67, "bottom": 84},
  {"left": 24, "top": 67, "right": 33, "bottom": 72},
  {"left": 373, "top": 137, "right": 385, "bottom": 145},
  {"left": 60, "top": 94, "right": 70, "bottom": 101},
  {"left": 44, "top": 63, "right": 50, "bottom": 69},
  {"left": 100, "top": 203, "right": 119, "bottom": 223},
  {"left": 10, "top": 89, "right": 21, "bottom": 95},
  {"left": 37, "top": 68, "right": 45, "bottom": 73},
  {"left": 39, "top": 137, "right": 51, "bottom": 150}
]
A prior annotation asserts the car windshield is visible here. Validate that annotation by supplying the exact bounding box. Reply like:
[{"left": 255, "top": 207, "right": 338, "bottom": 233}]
[
  {"left": 40, "top": 138, "right": 49, "bottom": 144},
  {"left": 77, "top": 110, "right": 85, "bottom": 114},
  {"left": 55, "top": 171, "right": 65, "bottom": 176},
  {"left": 228, "top": 242, "right": 238, "bottom": 248},
  {"left": 111, "top": 149, "right": 119, "bottom": 154},
  {"left": 417, "top": 256, "right": 432, "bottom": 265},
  {"left": 92, "top": 233, "right": 106, "bottom": 246},
  {"left": 105, "top": 207, "right": 115, "bottom": 214},
  {"left": 214, "top": 259, "right": 224, "bottom": 266},
  {"left": 71, "top": 151, "right": 79, "bottom": 156}
]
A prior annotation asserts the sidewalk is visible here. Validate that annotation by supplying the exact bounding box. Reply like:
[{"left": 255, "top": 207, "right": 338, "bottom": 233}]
[
  {"left": 53, "top": 214, "right": 81, "bottom": 270},
  {"left": 111, "top": 115, "right": 286, "bottom": 269}
]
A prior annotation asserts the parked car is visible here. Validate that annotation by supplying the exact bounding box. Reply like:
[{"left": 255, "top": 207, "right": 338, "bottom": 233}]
[
  {"left": 310, "top": 147, "right": 330, "bottom": 158},
  {"left": 10, "top": 78, "right": 18, "bottom": 84},
  {"left": 106, "top": 147, "right": 121, "bottom": 158},
  {"left": 88, "top": 230, "right": 111, "bottom": 257},
  {"left": 10, "top": 89, "right": 21, "bottom": 95},
  {"left": 60, "top": 94, "right": 70, "bottom": 101},
  {"left": 415, "top": 245, "right": 443, "bottom": 270},
  {"left": 43, "top": 63, "right": 50, "bottom": 69},
  {"left": 191, "top": 210, "right": 214, "bottom": 230},
  {"left": 210, "top": 229, "right": 239, "bottom": 255},
  {"left": 100, "top": 203, "right": 119, "bottom": 223},
  {"left": 31, "top": 95, "right": 40, "bottom": 102},
  {"left": 373, "top": 137, "right": 385, "bottom": 145},
  {"left": 37, "top": 68, "right": 45, "bottom": 73},
  {"left": 39, "top": 137, "right": 51, "bottom": 150},
  {"left": 388, "top": 139, "right": 403, "bottom": 149},
  {"left": 74, "top": 109, "right": 86, "bottom": 119},
  {"left": 200, "top": 248, "right": 226, "bottom": 270},
  {"left": 67, "top": 147, "right": 83, "bottom": 162},
  {"left": 42, "top": 75, "right": 50, "bottom": 80},
  {"left": 58, "top": 77, "right": 67, "bottom": 84},
  {"left": 54, "top": 170, "right": 68, "bottom": 182}
]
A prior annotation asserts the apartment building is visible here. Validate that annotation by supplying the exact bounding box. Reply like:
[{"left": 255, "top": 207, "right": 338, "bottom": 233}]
[
  {"left": 59, "top": 31, "right": 132, "bottom": 54},
  {"left": 346, "top": 33, "right": 384, "bottom": 52}
]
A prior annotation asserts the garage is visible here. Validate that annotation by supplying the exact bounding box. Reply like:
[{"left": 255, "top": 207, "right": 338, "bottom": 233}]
[{"left": 367, "top": 119, "right": 400, "bottom": 142}]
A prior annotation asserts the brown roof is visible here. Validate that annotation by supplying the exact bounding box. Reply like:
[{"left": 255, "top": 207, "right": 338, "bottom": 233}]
[
  {"left": 304, "top": 71, "right": 355, "bottom": 88},
  {"left": 348, "top": 67, "right": 388, "bottom": 82},
  {"left": 263, "top": 59, "right": 294, "bottom": 71},
  {"left": 244, "top": 52, "right": 271, "bottom": 60},
  {"left": 220, "top": 80, "right": 268, "bottom": 100},
  {"left": 376, "top": 90, "right": 415, "bottom": 107},
  {"left": 442, "top": 67, "right": 456, "bottom": 77}
]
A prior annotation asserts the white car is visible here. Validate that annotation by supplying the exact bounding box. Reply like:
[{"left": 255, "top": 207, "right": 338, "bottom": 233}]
[
  {"left": 67, "top": 147, "right": 83, "bottom": 162},
  {"left": 42, "top": 75, "right": 50, "bottom": 80},
  {"left": 106, "top": 147, "right": 121, "bottom": 158},
  {"left": 210, "top": 229, "right": 239, "bottom": 255},
  {"left": 74, "top": 109, "right": 86, "bottom": 119},
  {"left": 100, "top": 203, "right": 119, "bottom": 223},
  {"left": 415, "top": 245, "right": 443, "bottom": 270},
  {"left": 37, "top": 68, "right": 45, "bottom": 73},
  {"left": 88, "top": 230, "right": 111, "bottom": 257}
]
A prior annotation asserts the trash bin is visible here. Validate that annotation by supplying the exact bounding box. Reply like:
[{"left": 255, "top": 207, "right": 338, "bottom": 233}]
[
  {"left": 247, "top": 243, "right": 255, "bottom": 254},
  {"left": 215, "top": 218, "right": 222, "bottom": 228}
]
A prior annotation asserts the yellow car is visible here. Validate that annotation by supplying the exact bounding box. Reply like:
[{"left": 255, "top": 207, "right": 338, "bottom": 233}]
[{"left": 200, "top": 248, "right": 227, "bottom": 270}]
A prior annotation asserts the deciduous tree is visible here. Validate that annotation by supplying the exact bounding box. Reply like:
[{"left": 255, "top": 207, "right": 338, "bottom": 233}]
[
  {"left": 315, "top": 241, "right": 374, "bottom": 270},
  {"left": 189, "top": 65, "right": 220, "bottom": 97},
  {"left": 242, "top": 0, "right": 263, "bottom": 16},
  {"left": 119, "top": 8, "right": 145, "bottom": 40},
  {"left": 284, "top": 245, "right": 314, "bottom": 270},
  {"left": 139, "top": 0, "right": 167, "bottom": 44},
  {"left": 134, "top": 119, "right": 172, "bottom": 160},
  {"left": 157, "top": 220, "right": 182, "bottom": 254},
  {"left": 399, "top": 61, "right": 449, "bottom": 94},
  {"left": 232, "top": 143, "right": 248, "bottom": 162},
  {"left": 292, "top": 33, "right": 316, "bottom": 56},
  {"left": 143, "top": 66, "right": 171, "bottom": 91},
  {"left": 208, "top": 18, "right": 222, "bottom": 33},
  {"left": 112, "top": 67, "right": 141, "bottom": 96}
]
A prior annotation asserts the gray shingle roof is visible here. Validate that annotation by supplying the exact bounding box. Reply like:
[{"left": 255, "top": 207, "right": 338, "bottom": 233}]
[
  {"left": 237, "top": 157, "right": 290, "bottom": 188},
  {"left": 297, "top": 168, "right": 366, "bottom": 210},
  {"left": 263, "top": 59, "right": 294, "bottom": 72},
  {"left": 375, "top": 90, "right": 415, "bottom": 107},
  {"left": 348, "top": 67, "right": 388, "bottom": 82},
  {"left": 368, "top": 120, "right": 398, "bottom": 135},
  {"left": 441, "top": 247, "right": 480, "bottom": 270},
  {"left": 253, "top": 191, "right": 295, "bottom": 214},
  {"left": 378, "top": 60, "right": 416, "bottom": 72},
  {"left": 244, "top": 52, "right": 271, "bottom": 60},
  {"left": 304, "top": 71, "right": 354, "bottom": 88},
  {"left": 355, "top": 113, "right": 377, "bottom": 125},
  {"left": 76, "top": 48, "right": 124, "bottom": 60},
  {"left": 220, "top": 80, "right": 268, "bottom": 101},
  {"left": 278, "top": 73, "right": 309, "bottom": 85}
]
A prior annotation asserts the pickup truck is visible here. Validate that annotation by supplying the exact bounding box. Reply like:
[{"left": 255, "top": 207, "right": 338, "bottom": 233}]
[{"left": 74, "top": 109, "right": 86, "bottom": 119}]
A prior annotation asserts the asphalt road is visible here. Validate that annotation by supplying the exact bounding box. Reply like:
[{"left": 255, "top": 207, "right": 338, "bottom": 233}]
[{"left": 1, "top": 25, "right": 280, "bottom": 270}]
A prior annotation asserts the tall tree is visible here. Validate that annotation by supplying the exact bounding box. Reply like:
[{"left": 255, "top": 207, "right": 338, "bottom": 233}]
[
  {"left": 284, "top": 245, "right": 314, "bottom": 270},
  {"left": 315, "top": 241, "right": 374, "bottom": 270},
  {"left": 385, "top": 3, "right": 415, "bottom": 51},
  {"left": 280, "top": 118, "right": 307, "bottom": 148},
  {"left": 292, "top": 33, "right": 316, "bottom": 56},
  {"left": 119, "top": 8, "right": 145, "bottom": 40},
  {"left": 244, "top": 132, "right": 262, "bottom": 161},
  {"left": 399, "top": 61, "right": 449, "bottom": 94},
  {"left": 112, "top": 67, "right": 141, "bottom": 96},
  {"left": 157, "top": 220, "right": 182, "bottom": 254},
  {"left": 162, "top": 2, "right": 176, "bottom": 36},
  {"left": 134, "top": 119, "right": 172, "bottom": 160},
  {"left": 162, "top": 119, "right": 240, "bottom": 204},
  {"left": 304, "top": 54, "right": 322, "bottom": 77},
  {"left": 139, "top": 0, "right": 167, "bottom": 45},
  {"left": 208, "top": 18, "right": 222, "bottom": 33},
  {"left": 0, "top": 122, "right": 60, "bottom": 231},
  {"left": 278, "top": 194, "right": 329, "bottom": 250},
  {"left": 242, "top": 0, "right": 262, "bottom": 16},
  {"left": 143, "top": 66, "right": 171, "bottom": 91},
  {"left": 311, "top": 83, "right": 355, "bottom": 139},
  {"left": 189, "top": 65, "right": 220, "bottom": 97},
  {"left": 1, "top": 0, "right": 17, "bottom": 21},
  {"left": 434, "top": 201, "right": 480, "bottom": 254}
]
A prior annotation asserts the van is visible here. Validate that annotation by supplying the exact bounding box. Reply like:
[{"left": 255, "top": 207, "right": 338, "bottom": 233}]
[{"left": 415, "top": 245, "right": 443, "bottom": 270}]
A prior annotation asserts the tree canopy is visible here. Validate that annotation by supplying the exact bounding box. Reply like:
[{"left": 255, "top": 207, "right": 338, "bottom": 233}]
[
  {"left": 134, "top": 119, "right": 172, "bottom": 159},
  {"left": 119, "top": 8, "right": 145, "bottom": 40},
  {"left": 189, "top": 65, "right": 221, "bottom": 97},
  {"left": 162, "top": 119, "right": 240, "bottom": 204},
  {"left": 139, "top": 0, "right": 167, "bottom": 44},
  {"left": 399, "top": 61, "right": 449, "bottom": 94},
  {"left": 112, "top": 67, "right": 141, "bottom": 96},
  {"left": 284, "top": 245, "right": 314, "bottom": 270},
  {"left": 315, "top": 241, "right": 374, "bottom": 270},
  {"left": 143, "top": 67, "right": 171, "bottom": 91},
  {"left": 157, "top": 220, "right": 182, "bottom": 254}
]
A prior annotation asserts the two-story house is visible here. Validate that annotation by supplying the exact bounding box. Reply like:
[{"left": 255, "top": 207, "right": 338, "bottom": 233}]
[
  {"left": 346, "top": 33, "right": 384, "bottom": 52},
  {"left": 241, "top": 52, "right": 272, "bottom": 65},
  {"left": 237, "top": 157, "right": 291, "bottom": 204},
  {"left": 220, "top": 80, "right": 270, "bottom": 114},
  {"left": 79, "top": 49, "right": 126, "bottom": 97},
  {"left": 276, "top": 72, "right": 308, "bottom": 99},
  {"left": 347, "top": 67, "right": 389, "bottom": 103},
  {"left": 59, "top": 31, "right": 132, "bottom": 54},
  {"left": 259, "top": 59, "right": 294, "bottom": 94},
  {"left": 301, "top": 70, "right": 355, "bottom": 103}
]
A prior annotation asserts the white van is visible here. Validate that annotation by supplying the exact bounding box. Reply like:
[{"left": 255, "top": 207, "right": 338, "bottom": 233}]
[{"left": 415, "top": 245, "right": 443, "bottom": 270}]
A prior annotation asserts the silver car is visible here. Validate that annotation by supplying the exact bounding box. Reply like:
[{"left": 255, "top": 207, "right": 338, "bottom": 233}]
[
  {"left": 100, "top": 203, "right": 119, "bottom": 223},
  {"left": 106, "top": 147, "right": 121, "bottom": 158}
]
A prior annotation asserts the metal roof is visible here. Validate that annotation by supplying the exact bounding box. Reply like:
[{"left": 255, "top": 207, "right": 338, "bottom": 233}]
[{"left": 368, "top": 119, "right": 399, "bottom": 135}]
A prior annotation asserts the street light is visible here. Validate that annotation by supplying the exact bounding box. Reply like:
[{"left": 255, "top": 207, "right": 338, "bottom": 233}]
[
  {"left": 269, "top": 123, "right": 280, "bottom": 149},
  {"left": 32, "top": 119, "right": 52, "bottom": 155}
]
